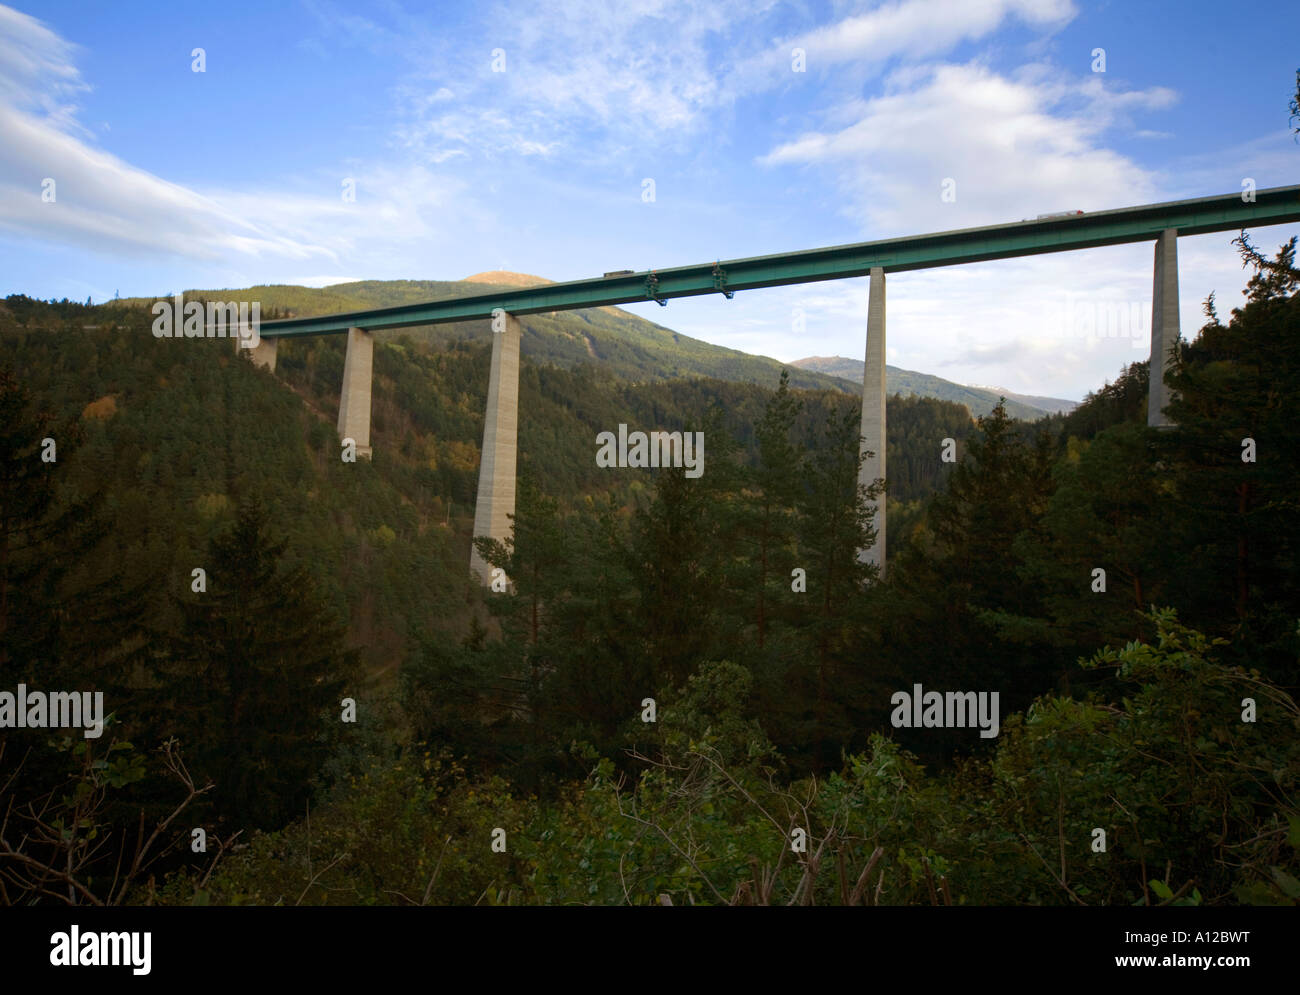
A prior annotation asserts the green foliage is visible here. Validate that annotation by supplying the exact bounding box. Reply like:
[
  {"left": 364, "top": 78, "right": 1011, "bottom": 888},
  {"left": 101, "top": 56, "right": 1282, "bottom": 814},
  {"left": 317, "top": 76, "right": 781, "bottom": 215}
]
[
  {"left": 154, "top": 750, "right": 535, "bottom": 906},
  {"left": 158, "top": 504, "right": 359, "bottom": 830},
  {"left": 1059, "top": 361, "right": 1149, "bottom": 441},
  {"left": 161, "top": 611, "right": 1297, "bottom": 906},
  {"left": 984, "top": 609, "right": 1299, "bottom": 905},
  {"left": 0, "top": 727, "right": 205, "bottom": 905}
]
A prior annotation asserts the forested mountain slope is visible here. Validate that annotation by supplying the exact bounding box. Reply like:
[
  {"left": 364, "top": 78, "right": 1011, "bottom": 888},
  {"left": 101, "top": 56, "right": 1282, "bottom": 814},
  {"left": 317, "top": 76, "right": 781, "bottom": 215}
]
[
  {"left": 0, "top": 296, "right": 977, "bottom": 678},
  {"left": 117, "top": 276, "right": 854, "bottom": 393},
  {"left": 791, "top": 355, "right": 1076, "bottom": 420}
]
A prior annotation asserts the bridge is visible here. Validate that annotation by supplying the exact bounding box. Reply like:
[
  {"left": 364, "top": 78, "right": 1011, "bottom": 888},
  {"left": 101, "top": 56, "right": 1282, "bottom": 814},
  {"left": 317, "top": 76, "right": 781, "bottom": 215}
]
[{"left": 246, "top": 185, "right": 1300, "bottom": 584}]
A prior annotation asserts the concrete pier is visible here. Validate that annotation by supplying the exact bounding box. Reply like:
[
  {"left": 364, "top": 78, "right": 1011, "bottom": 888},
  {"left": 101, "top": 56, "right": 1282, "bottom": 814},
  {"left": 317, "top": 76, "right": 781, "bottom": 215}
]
[
  {"left": 1148, "top": 228, "right": 1180, "bottom": 428},
  {"left": 337, "top": 326, "right": 374, "bottom": 459},
  {"left": 249, "top": 335, "right": 277, "bottom": 372},
  {"left": 857, "top": 266, "right": 886, "bottom": 577},
  {"left": 470, "top": 312, "right": 522, "bottom": 585},
  {"left": 231, "top": 330, "right": 277, "bottom": 372}
]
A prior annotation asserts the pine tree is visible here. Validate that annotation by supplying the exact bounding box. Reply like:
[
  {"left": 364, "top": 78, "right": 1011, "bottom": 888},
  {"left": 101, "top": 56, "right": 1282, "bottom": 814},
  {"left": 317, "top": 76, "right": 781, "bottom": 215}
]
[
  {"left": 787, "top": 402, "right": 879, "bottom": 768},
  {"left": 1009, "top": 421, "right": 1172, "bottom": 659},
  {"left": 163, "top": 502, "right": 357, "bottom": 830},
  {"left": 627, "top": 410, "right": 740, "bottom": 687},
  {"left": 474, "top": 474, "right": 568, "bottom": 647},
  {"left": 1161, "top": 240, "right": 1300, "bottom": 684},
  {"left": 1231, "top": 232, "right": 1300, "bottom": 305},
  {"left": 743, "top": 370, "right": 804, "bottom": 649},
  {"left": 870, "top": 401, "right": 1055, "bottom": 764}
]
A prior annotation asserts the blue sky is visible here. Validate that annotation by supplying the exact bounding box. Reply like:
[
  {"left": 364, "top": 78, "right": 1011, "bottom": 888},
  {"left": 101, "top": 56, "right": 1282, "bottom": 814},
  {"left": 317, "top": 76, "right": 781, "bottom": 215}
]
[{"left": 2, "top": 0, "right": 1297, "bottom": 399}]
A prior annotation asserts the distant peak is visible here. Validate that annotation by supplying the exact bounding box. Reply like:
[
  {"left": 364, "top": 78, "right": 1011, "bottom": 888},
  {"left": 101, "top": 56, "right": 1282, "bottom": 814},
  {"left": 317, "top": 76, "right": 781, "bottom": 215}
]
[
  {"left": 788, "top": 355, "right": 845, "bottom": 366},
  {"left": 462, "top": 270, "right": 554, "bottom": 288}
]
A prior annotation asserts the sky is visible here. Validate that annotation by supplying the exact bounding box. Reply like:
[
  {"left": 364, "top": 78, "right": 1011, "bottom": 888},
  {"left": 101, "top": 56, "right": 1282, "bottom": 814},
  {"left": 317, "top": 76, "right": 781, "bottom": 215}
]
[{"left": 1, "top": 0, "right": 1297, "bottom": 401}]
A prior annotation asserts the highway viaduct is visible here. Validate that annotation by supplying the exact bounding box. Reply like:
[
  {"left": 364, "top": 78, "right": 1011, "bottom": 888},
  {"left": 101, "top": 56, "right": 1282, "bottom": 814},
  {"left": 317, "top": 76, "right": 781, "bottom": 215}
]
[{"left": 248, "top": 185, "right": 1300, "bottom": 585}]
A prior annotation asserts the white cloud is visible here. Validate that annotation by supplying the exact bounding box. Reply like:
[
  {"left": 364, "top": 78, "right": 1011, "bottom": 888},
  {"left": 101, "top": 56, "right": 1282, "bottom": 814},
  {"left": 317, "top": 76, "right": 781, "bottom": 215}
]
[
  {"left": 780, "top": 0, "right": 1073, "bottom": 66},
  {"left": 760, "top": 62, "right": 1173, "bottom": 234},
  {"left": 385, "top": 0, "right": 762, "bottom": 164},
  {"left": 723, "top": 0, "right": 1075, "bottom": 99}
]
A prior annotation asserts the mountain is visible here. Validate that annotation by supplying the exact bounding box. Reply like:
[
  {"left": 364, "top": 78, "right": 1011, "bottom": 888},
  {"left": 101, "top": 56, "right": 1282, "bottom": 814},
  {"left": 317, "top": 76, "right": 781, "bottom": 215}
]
[
  {"left": 122, "top": 277, "right": 1074, "bottom": 422},
  {"left": 964, "top": 384, "right": 1078, "bottom": 416},
  {"left": 789, "top": 356, "right": 1076, "bottom": 420},
  {"left": 462, "top": 270, "right": 554, "bottom": 287}
]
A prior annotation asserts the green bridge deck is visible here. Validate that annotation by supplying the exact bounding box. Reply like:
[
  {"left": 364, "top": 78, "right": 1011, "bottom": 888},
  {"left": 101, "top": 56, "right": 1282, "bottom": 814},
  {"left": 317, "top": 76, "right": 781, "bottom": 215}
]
[{"left": 258, "top": 185, "right": 1300, "bottom": 338}]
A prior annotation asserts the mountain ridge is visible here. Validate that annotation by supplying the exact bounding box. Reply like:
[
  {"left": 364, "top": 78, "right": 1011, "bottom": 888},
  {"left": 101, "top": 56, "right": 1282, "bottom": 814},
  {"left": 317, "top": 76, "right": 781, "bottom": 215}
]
[
  {"left": 112, "top": 278, "right": 1064, "bottom": 421},
  {"left": 789, "top": 355, "right": 1076, "bottom": 420}
]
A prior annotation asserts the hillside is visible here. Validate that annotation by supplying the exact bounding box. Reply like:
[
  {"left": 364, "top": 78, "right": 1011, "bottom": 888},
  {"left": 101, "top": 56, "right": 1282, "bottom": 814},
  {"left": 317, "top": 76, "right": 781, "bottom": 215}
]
[
  {"left": 462, "top": 271, "right": 554, "bottom": 287},
  {"left": 790, "top": 355, "right": 1076, "bottom": 420},
  {"left": 119, "top": 277, "right": 855, "bottom": 394},
  {"left": 119, "top": 277, "right": 1077, "bottom": 423},
  {"left": 1, "top": 295, "right": 976, "bottom": 678}
]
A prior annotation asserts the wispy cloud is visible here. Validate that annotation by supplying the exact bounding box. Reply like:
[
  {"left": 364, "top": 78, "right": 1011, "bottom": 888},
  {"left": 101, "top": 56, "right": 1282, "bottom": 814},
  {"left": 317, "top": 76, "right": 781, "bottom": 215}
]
[
  {"left": 0, "top": 6, "right": 476, "bottom": 270},
  {"left": 381, "top": 0, "right": 1082, "bottom": 165},
  {"left": 0, "top": 3, "right": 88, "bottom": 132}
]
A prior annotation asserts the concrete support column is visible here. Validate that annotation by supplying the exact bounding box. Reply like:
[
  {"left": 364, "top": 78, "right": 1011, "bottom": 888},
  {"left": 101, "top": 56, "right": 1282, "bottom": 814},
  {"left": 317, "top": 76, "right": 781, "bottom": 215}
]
[
  {"left": 249, "top": 335, "right": 278, "bottom": 372},
  {"left": 1148, "top": 228, "right": 1180, "bottom": 428},
  {"left": 857, "top": 266, "right": 886, "bottom": 578},
  {"left": 470, "top": 312, "right": 522, "bottom": 585},
  {"left": 337, "top": 326, "right": 374, "bottom": 459}
]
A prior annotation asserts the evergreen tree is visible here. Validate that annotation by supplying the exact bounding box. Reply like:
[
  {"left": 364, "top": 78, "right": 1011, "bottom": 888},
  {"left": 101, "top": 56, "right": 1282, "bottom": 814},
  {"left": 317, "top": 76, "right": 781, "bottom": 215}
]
[
  {"left": 162, "top": 502, "right": 358, "bottom": 830},
  {"left": 474, "top": 474, "right": 569, "bottom": 647},
  {"left": 1059, "top": 361, "right": 1148, "bottom": 442},
  {"left": 741, "top": 370, "right": 804, "bottom": 649},
  {"left": 1004, "top": 421, "right": 1172, "bottom": 668},
  {"left": 627, "top": 410, "right": 741, "bottom": 687},
  {"left": 532, "top": 493, "right": 643, "bottom": 776},
  {"left": 871, "top": 401, "right": 1056, "bottom": 764},
  {"left": 1231, "top": 232, "right": 1300, "bottom": 305},
  {"left": 784, "top": 403, "right": 879, "bottom": 768},
  {"left": 1160, "top": 238, "right": 1300, "bottom": 683}
]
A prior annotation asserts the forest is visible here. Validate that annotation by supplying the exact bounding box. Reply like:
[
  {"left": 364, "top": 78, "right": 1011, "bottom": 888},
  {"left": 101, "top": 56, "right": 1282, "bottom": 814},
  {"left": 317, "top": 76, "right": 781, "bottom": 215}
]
[{"left": 0, "top": 234, "right": 1296, "bottom": 907}]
